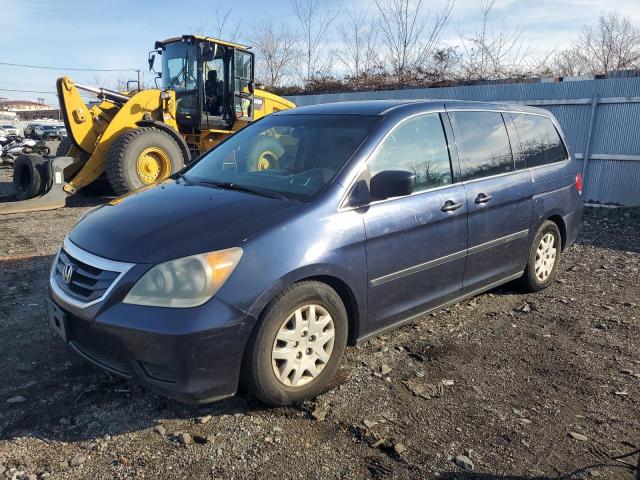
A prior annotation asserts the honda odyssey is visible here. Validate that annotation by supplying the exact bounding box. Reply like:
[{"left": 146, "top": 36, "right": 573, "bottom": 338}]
[{"left": 47, "top": 100, "right": 583, "bottom": 406}]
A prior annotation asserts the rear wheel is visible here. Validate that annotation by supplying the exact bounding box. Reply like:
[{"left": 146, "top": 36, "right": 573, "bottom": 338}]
[
  {"left": 241, "top": 281, "right": 348, "bottom": 406},
  {"left": 519, "top": 220, "right": 561, "bottom": 292},
  {"left": 106, "top": 127, "right": 185, "bottom": 195}
]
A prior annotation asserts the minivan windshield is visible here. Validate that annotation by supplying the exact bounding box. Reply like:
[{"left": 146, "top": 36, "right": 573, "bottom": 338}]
[{"left": 184, "top": 114, "right": 380, "bottom": 201}]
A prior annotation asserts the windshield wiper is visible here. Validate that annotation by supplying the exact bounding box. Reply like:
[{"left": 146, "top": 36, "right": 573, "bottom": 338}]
[
  {"left": 167, "top": 49, "right": 190, "bottom": 91},
  {"left": 198, "top": 181, "right": 288, "bottom": 200}
]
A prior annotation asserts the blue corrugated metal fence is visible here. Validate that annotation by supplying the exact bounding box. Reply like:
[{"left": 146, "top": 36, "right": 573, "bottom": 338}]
[{"left": 286, "top": 77, "right": 640, "bottom": 206}]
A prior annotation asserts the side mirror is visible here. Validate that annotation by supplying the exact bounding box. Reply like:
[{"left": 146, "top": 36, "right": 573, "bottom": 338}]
[
  {"left": 370, "top": 170, "right": 415, "bottom": 200},
  {"left": 248, "top": 80, "right": 255, "bottom": 94},
  {"left": 148, "top": 53, "right": 156, "bottom": 72}
]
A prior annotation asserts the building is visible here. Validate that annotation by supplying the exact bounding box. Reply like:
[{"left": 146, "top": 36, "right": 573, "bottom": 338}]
[{"left": 0, "top": 98, "right": 60, "bottom": 121}]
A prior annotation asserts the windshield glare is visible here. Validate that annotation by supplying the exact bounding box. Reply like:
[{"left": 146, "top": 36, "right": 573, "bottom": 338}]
[{"left": 185, "top": 114, "right": 380, "bottom": 201}]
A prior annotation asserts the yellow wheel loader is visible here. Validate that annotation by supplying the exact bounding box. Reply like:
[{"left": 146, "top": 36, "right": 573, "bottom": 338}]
[{"left": 0, "top": 35, "right": 295, "bottom": 214}]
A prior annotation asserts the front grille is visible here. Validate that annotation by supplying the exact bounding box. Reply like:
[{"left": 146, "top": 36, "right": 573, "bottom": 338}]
[
  {"left": 54, "top": 248, "right": 120, "bottom": 302},
  {"left": 71, "top": 339, "right": 131, "bottom": 376}
]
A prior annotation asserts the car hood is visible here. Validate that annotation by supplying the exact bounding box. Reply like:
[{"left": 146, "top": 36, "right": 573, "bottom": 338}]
[{"left": 69, "top": 179, "right": 303, "bottom": 264}]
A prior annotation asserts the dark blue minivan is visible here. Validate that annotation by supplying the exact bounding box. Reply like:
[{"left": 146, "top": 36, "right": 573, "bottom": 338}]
[{"left": 47, "top": 100, "right": 583, "bottom": 405}]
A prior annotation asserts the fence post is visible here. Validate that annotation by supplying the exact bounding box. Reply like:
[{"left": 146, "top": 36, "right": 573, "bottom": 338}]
[{"left": 581, "top": 94, "right": 599, "bottom": 199}]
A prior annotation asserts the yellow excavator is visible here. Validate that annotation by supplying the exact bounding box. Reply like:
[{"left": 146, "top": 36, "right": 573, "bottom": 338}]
[{"left": 0, "top": 35, "right": 295, "bottom": 214}]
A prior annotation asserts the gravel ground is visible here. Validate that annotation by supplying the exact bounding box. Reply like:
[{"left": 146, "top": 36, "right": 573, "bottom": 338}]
[{"left": 0, "top": 164, "right": 639, "bottom": 479}]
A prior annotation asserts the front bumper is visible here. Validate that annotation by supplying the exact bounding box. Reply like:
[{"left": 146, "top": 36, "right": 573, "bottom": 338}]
[{"left": 48, "top": 285, "right": 254, "bottom": 404}]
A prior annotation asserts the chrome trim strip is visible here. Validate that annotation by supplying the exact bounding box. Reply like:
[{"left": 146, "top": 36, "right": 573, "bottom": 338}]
[
  {"left": 467, "top": 229, "right": 529, "bottom": 256},
  {"left": 338, "top": 181, "right": 462, "bottom": 212},
  {"left": 370, "top": 229, "right": 529, "bottom": 287},
  {"left": 49, "top": 237, "right": 135, "bottom": 309},
  {"left": 371, "top": 249, "right": 466, "bottom": 287},
  {"left": 445, "top": 108, "right": 550, "bottom": 116},
  {"left": 357, "top": 270, "right": 524, "bottom": 345}
]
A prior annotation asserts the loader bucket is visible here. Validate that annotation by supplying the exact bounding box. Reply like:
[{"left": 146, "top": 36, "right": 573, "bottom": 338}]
[{"left": 0, "top": 157, "right": 73, "bottom": 214}]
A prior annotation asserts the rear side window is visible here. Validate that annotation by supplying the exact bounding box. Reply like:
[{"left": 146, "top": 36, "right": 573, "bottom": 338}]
[
  {"left": 369, "top": 113, "right": 452, "bottom": 192},
  {"left": 511, "top": 113, "right": 567, "bottom": 168},
  {"left": 448, "top": 111, "right": 514, "bottom": 181}
]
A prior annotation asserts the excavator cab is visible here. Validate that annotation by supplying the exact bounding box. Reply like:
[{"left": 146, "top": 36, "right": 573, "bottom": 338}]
[{"left": 151, "top": 35, "right": 255, "bottom": 135}]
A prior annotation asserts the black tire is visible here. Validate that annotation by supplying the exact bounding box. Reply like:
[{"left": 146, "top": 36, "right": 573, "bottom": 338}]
[
  {"left": 12, "top": 154, "right": 49, "bottom": 200},
  {"left": 55, "top": 136, "right": 76, "bottom": 157},
  {"left": 519, "top": 220, "right": 562, "bottom": 292},
  {"left": 241, "top": 281, "right": 348, "bottom": 406},
  {"left": 241, "top": 136, "right": 285, "bottom": 172},
  {"left": 105, "top": 127, "right": 185, "bottom": 195}
]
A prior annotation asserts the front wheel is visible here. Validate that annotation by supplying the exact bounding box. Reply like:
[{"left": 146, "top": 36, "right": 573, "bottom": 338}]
[
  {"left": 519, "top": 220, "right": 562, "bottom": 292},
  {"left": 106, "top": 127, "right": 185, "bottom": 195},
  {"left": 241, "top": 281, "right": 348, "bottom": 406}
]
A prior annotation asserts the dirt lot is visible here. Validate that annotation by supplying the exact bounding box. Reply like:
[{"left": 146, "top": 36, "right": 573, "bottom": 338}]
[{"left": 0, "top": 165, "right": 639, "bottom": 479}]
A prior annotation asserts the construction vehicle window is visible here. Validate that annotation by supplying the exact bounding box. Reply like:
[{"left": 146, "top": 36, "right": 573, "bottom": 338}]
[
  {"left": 184, "top": 114, "right": 380, "bottom": 201},
  {"left": 162, "top": 42, "right": 199, "bottom": 116},
  {"left": 204, "top": 57, "right": 224, "bottom": 117},
  {"left": 234, "top": 51, "right": 252, "bottom": 118}
]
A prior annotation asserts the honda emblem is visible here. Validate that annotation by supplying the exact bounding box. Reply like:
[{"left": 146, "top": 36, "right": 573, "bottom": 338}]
[{"left": 62, "top": 263, "right": 74, "bottom": 284}]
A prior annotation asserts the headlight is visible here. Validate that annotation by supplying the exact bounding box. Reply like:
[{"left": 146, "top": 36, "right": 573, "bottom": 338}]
[{"left": 123, "top": 247, "right": 243, "bottom": 308}]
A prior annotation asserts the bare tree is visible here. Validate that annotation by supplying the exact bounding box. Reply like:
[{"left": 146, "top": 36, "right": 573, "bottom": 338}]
[
  {"left": 560, "top": 11, "right": 640, "bottom": 76},
  {"left": 189, "top": 6, "right": 241, "bottom": 42},
  {"left": 89, "top": 74, "right": 110, "bottom": 88},
  {"left": 457, "top": 0, "right": 550, "bottom": 80},
  {"left": 291, "top": 0, "right": 339, "bottom": 83},
  {"left": 250, "top": 21, "right": 299, "bottom": 88},
  {"left": 336, "top": 2, "right": 379, "bottom": 85},
  {"left": 374, "top": 0, "right": 454, "bottom": 82},
  {"left": 211, "top": 6, "right": 241, "bottom": 43},
  {"left": 551, "top": 48, "right": 587, "bottom": 77}
]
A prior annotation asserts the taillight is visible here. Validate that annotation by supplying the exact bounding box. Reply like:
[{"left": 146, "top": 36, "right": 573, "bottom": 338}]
[{"left": 575, "top": 173, "right": 583, "bottom": 194}]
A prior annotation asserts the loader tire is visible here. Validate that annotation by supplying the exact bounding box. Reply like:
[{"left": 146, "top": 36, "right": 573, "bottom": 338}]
[
  {"left": 12, "top": 154, "right": 49, "bottom": 200},
  {"left": 242, "top": 136, "right": 285, "bottom": 172},
  {"left": 55, "top": 137, "right": 76, "bottom": 157},
  {"left": 106, "top": 127, "right": 185, "bottom": 196}
]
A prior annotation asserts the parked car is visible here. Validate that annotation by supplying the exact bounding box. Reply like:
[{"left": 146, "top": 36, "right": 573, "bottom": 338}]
[
  {"left": 41, "top": 126, "right": 65, "bottom": 140},
  {"left": 22, "top": 123, "right": 40, "bottom": 138},
  {"left": 1, "top": 125, "right": 20, "bottom": 136},
  {"left": 47, "top": 100, "right": 583, "bottom": 406},
  {"left": 34, "top": 125, "right": 62, "bottom": 140}
]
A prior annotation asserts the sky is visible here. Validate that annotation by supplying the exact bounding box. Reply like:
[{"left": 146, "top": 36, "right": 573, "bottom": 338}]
[{"left": 1, "top": 0, "right": 639, "bottom": 106}]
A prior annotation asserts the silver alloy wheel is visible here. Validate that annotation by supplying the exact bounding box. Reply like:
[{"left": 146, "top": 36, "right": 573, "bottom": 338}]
[
  {"left": 534, "top": 232, "right": 557, "bottom": 282},
  {"left": 271, "top": 304, "right": 335, "bottom": 387}
]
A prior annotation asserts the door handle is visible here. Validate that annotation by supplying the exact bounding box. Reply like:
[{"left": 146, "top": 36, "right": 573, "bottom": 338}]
[
  {"left": 475, "top": 193, "right": 493, "bottom": 204},
  {"left": 441, "top": 200, "right": 463, "bottom": 212}
]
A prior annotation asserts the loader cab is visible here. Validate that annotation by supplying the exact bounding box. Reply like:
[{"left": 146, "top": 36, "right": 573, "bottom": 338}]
[{"left": 155, "top": 35, "right": 255, "bottom": 134}]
